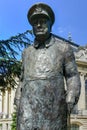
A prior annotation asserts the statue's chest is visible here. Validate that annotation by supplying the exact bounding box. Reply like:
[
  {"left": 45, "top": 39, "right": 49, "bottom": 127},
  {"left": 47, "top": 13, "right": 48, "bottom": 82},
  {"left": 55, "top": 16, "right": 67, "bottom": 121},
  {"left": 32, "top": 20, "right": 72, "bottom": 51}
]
[
  {"left": 35, "top": 49, "right": 56, "bottom": 72},
  {"left": 25, "top": 46, "right": 64, "bottom": 77}
]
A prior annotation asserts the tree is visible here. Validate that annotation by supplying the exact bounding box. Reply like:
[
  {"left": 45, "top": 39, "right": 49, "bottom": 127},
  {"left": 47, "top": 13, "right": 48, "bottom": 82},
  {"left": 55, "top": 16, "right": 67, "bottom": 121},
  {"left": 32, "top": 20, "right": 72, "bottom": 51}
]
[
  {"left": 0, "top": 30, "right": 33, "bottom": 87},
  {"left": 11, "top": 108, "right": 17, "bottom": 130}
]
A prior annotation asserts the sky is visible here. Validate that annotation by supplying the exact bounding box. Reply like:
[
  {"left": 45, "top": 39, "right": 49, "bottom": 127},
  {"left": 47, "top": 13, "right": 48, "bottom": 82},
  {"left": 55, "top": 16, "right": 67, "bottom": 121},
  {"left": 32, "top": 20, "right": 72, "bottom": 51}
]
[{"left": 0, "top": 0, "right": 87, "bottom": 46}]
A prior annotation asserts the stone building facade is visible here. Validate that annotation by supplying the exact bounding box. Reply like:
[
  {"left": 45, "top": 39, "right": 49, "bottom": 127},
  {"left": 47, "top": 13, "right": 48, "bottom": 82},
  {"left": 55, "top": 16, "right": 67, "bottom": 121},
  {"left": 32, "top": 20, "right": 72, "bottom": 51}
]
[
  {"left": 0, "top": 38, "right": 87, "bottom": 130},
  {"left": 0, "top": 80, "right": 17, "bottom": 130},
  {"left": 71, "top": 48, "right": 87, "bottom": 130}
]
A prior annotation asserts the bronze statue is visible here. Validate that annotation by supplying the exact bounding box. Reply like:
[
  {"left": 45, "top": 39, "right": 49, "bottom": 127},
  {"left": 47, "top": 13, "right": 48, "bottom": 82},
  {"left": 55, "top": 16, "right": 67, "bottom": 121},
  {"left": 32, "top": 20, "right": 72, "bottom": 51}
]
[{"left": 15, "top": 3, "right": 81, "bottom": 130}]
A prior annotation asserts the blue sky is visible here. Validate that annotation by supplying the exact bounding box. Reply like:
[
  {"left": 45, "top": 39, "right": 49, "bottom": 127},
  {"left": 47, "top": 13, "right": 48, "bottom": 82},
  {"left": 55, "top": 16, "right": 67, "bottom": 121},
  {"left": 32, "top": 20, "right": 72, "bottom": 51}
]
[{"left": 0, "top": 0, "right": 87, "bottom": 46}]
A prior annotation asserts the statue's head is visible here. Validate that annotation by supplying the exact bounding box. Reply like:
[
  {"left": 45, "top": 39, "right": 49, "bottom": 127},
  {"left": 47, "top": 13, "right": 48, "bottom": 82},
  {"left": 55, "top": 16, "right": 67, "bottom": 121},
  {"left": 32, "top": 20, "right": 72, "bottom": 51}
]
[
  {"left": 27, "top": 3, "right": 55, "bottom": 26},
  {"left": 27, "top": 3, "right": 55, "bottom": 41}
]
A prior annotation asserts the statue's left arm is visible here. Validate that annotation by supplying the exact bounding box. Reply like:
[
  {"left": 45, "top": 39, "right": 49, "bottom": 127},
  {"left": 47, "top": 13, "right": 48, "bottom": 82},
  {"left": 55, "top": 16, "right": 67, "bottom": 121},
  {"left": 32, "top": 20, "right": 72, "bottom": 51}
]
[
  {"left": 64, "top": 44, "right": 81, "bottom": 113},
  {"left": 14, "top": 50, "right": 25, "bottom": 109}
]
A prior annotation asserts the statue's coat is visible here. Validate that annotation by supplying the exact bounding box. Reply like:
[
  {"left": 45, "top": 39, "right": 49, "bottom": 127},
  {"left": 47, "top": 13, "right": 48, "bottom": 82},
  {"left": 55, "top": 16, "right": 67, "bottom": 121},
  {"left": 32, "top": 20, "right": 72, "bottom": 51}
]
[{"left": 16, "top": 34, "right": 81, "bottom": 130}]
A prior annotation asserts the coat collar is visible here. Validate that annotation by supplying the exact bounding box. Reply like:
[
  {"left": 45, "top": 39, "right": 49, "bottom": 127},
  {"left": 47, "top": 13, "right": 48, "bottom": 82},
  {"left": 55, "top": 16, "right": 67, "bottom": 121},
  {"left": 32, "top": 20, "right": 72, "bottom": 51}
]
[{"left": 33, "top": 34, "right": 55, "bottom": 48}]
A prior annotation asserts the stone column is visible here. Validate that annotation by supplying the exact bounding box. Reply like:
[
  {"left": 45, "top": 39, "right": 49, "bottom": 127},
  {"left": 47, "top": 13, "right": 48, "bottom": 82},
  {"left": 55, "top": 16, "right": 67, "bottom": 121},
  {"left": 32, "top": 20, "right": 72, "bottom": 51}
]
[
  {"left": 2, "top": 91, "right": 5, "bottom": 118},
  {"left": 3, "top": 89, "right": 8, "bottom": 118},
  {"left": 78, "top": 73, "right": 86, "bottom": 110},
  {"left": 0, "top": 90, "right": 2, "bottom": 113},
  {"left": 11, "top": 88, "right": 15, "bottom": 114},
  {"left": 2, "top": 90, "right": 4, "bottom": 118},
  {"left": 8, "top": 89, "right": 11, "bottom": 118},
  {"left": 79, "top": 125, "right": 83, "bottom": 130},
  {"left": 8, "top": 123, "right": 11, "bottom": 130},
  {"left": 2, "top": 123, "right": 7, "bottom": 130}
]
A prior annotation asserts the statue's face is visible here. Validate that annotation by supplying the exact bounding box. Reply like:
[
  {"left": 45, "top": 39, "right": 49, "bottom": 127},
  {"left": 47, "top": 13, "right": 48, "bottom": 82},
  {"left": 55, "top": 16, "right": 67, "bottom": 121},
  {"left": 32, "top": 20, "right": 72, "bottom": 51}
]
[{"left": 32, "top": 17, "right": 52, "bottom": 41}]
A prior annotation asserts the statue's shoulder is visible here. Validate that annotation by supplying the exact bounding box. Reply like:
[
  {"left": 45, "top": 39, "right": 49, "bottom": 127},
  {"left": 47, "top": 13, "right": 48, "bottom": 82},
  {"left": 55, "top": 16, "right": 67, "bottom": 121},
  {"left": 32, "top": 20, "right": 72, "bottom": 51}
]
[
  {"left": 22, "top": 44, "right": 34, "bottom": 56},
  {"left": 53, "top": 34, "right": 73, "bottom": 50},
  {"left": 52, "top": 34, "right": 68, "bottom": 51}
]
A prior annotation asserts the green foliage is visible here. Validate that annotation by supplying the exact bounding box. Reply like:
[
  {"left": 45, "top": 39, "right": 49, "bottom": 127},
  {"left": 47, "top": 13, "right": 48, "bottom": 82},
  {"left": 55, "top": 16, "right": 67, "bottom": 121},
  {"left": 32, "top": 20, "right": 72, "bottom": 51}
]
[
  {"left": 11, "top": 111, "right": 17, "bottom": 130},
  {"left": 0, "top": 124, "right": 2, "bottom": 127},
  {"left": 0, "top": 30, "right": 33, "bottom": 60},
  {"left": 0, "top": 59, "right": 21, "bottom": 87},
  {"left": 0, "top": 30, "right": 33, "bottom": 87}
]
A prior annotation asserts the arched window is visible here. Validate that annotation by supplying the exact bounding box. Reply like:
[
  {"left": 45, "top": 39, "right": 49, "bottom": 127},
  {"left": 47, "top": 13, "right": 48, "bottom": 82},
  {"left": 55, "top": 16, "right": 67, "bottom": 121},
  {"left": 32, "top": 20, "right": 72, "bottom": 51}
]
[{"left": 71, "top": 124, "right": 79, "bottom": 130}]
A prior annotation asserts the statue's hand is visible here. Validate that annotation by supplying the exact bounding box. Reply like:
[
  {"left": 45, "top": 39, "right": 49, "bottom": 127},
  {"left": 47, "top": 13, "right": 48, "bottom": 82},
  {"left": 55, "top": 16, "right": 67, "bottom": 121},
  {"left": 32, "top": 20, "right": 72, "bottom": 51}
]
[
  {"left": 14, "top": 98, "right": 20, "bottom": 110},
  {"left": 67, "top": 102, "right": 74, "bottom": 114},
  {"left": 66, "top": 91, "right": 75, "bottom": 113}
]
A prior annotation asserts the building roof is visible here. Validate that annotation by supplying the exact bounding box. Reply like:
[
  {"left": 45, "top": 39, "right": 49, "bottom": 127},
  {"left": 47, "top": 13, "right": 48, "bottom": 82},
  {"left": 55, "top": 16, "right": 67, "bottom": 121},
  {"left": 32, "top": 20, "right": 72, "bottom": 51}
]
[{"left": 53, "top": 33, "right": 79, "bottom": 47}]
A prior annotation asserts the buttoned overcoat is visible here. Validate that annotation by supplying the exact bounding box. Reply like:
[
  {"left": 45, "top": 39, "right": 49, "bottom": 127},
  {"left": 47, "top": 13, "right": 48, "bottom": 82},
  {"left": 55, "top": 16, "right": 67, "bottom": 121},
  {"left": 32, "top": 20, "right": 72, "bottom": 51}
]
[{"left": 16, "top": 34, "right": 81, "bottom": 130}]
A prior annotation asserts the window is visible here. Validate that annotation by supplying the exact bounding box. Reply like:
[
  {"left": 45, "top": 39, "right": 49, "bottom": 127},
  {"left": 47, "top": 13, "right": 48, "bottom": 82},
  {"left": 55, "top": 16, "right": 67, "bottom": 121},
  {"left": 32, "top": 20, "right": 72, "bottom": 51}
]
[
  {"left": 85, "top": 79, "right": 87, "bottom": 109},
  {"left": 71, "top": 124, "right": 79, "bottom": 130},
  {"left": 85, "top": 79, "right": 87, "bottom": 92}
]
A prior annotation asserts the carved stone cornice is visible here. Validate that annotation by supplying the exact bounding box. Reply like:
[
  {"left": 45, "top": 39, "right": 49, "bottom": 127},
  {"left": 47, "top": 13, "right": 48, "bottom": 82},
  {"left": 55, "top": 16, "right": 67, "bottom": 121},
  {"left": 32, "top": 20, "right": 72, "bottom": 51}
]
[{"left": 75, "top": 47, "right": 87, "bottom": 62}]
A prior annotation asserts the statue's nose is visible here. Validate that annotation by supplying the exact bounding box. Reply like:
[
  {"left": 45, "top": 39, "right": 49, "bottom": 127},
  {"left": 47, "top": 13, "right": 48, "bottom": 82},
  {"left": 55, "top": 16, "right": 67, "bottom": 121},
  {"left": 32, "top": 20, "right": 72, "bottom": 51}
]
[{"left": 37, "top": 21, "right": 41, "bottom": 27}]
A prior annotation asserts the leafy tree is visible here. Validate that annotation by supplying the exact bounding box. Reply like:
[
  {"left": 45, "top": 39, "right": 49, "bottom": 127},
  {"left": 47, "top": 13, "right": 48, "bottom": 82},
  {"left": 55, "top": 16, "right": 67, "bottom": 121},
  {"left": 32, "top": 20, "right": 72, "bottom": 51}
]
[
  {"left": 11, "top": 109, "right": 17, "bottom": 130},
  {"left": 0, "top": 30, "right": 33, "bottom": 87}
]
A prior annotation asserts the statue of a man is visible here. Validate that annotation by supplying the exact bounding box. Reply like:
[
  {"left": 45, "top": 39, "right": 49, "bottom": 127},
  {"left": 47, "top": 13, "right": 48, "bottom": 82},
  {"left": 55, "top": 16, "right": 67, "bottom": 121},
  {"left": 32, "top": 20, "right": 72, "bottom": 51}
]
[{"left": 15, "top": 3, "right": 81, "bottom": 130}]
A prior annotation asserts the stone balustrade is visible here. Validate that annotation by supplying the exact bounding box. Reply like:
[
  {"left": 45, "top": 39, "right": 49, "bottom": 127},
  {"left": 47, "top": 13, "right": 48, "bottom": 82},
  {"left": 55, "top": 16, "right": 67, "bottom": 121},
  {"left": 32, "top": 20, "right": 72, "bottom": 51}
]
[{"left": 0, "top": 117, "right": 12, "bottom": 130}]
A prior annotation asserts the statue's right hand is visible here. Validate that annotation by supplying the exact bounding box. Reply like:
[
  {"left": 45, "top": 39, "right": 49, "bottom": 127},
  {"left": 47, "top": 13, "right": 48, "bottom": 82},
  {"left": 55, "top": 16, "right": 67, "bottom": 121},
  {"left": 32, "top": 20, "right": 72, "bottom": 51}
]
[
  {"left": 14, "top": 98, "right": 20, "bottom": 109},
  {"left": 67, "top": 102, "right": 74, "bottom": 114}
]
